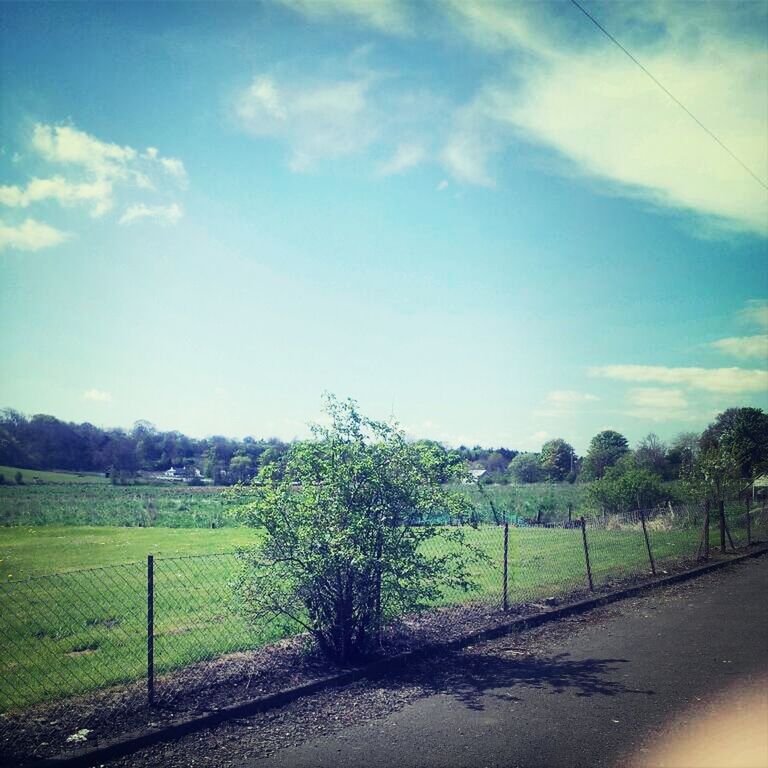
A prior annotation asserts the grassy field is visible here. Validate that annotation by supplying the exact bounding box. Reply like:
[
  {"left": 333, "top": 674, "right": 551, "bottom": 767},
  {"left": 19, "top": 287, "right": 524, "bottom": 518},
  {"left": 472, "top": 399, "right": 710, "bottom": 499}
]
[
  {"left": 5, "top": 513, "right": 758, "bottom": 713},
  {"left": 0, "top": 481, "right": 591, "bottom": 529},
  {"left": 0, "top": 525, "right": 262, "bottom": 581},
  {"left": 0, "top": 465, "right": 109, "bottom": 485},
  {"left": 0, "top": 484, "right": 250, "bottom": 528}
]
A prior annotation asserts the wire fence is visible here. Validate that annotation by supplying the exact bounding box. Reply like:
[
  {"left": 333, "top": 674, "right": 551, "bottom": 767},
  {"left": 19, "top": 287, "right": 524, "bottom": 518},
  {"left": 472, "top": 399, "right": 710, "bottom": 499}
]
[{"left": 1, "top": 501, "right": 766, "bottom": 760}]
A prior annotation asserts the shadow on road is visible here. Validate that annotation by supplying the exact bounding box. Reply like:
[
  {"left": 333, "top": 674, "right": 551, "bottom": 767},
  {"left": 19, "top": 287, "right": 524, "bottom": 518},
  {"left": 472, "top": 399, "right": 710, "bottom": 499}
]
[{"left": 378, "top": 648, "right": 655, "bottom": 712}]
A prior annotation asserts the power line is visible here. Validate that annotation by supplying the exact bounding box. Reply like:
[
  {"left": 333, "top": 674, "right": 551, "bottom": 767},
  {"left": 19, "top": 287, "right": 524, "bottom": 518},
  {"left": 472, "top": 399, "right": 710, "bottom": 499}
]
[{"left": 569, "top": 0, "right": 768, "bottom": 191}]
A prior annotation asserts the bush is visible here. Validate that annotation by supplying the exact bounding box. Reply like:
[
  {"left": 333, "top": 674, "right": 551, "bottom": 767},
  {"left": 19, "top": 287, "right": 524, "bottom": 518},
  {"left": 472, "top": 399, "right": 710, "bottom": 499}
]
[{"left": 233, "top": 396, "right": 483, "bottom": 663}]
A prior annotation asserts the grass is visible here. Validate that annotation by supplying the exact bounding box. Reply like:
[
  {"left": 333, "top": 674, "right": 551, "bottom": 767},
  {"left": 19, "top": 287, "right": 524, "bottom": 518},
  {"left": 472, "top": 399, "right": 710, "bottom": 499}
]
[
  {"left": 0, "top": 484, "right": 250, "bottom": 528},
  {"left": 6, "top": 512, "right": 761, "bottom": 714},
  {"left": 0, "top": 465, "right": 109, "bottom": 485},
  {"left": 0, "top": 526, "right": 262, "bottom": 581}
]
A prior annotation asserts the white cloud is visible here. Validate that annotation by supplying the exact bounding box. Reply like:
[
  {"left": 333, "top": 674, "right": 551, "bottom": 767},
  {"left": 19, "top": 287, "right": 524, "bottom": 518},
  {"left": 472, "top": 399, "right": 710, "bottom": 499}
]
[
  {"left": 436, "top": 179, "right": 449, "bottom": 191},
  {"left": 625, "top": 388, "right": 698, "bottom": 422},
  {"left": 31, "top": 123, "right": 137, "bottom": 181},
  {"left": 739, "top": 299, "right": 768, "bottom": 330},
  {"left": 546, "top": 390, "right": 599, "bottom": 405},
  {"left": 377, "top": 142, "right": 426, "bottom": 176},
  {"left": 277, "top": 0, "right": 410, "bottom": 35},
  {"left": 589, "top": 364, "right": 768, "bottom": 394},
  {"left": 119, "top": 202, "right": 183, "bottom": 226},
  {"left": 236, "top": 74, "right": 379, "bottom": 170},
  {"left": 83, "top": 389, "right": 112, "bottom": 402},
  {"left": 0, "top": 218, "right": 70, "bottom": 252},
  {"left": 711, "top": 334, "right": 768, "bottom": 359},
  {"left": 0, "top": 176, "right": 113, "bottom": 217},
  {"left": 0, "top": 123, "right": 189, "bottom": 235},
  {"left": 434, "top": 4, "right": 768, "bottom": 233}
]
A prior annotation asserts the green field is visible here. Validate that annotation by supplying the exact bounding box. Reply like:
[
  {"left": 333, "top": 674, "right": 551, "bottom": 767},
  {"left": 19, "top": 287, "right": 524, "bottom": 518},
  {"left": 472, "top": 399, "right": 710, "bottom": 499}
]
[
  {"left": 0, "top": 465, "right": 109, "bottom": 485},
  {"left": 4, "top": 513, "right": 759, "bottom": 713},
  {"left": 0, "top": 484, "right": 250, "bottom": 528},
  {"left": 0, "top": 481, "right": 591, "bottom": 530}
]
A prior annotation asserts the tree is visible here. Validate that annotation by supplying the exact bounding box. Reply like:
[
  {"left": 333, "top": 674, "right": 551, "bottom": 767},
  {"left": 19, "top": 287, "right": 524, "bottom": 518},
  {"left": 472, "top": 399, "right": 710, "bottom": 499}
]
[
  {"left": 634, "top": 433, "right": 669, "bottom": 479},
  {"left": 700, "top": 407, "right": 768, "bottom": 480},
  {"left": 539, "top": 439, "right": 575, "bottom": 481},
  {"left": 509, "top": 453, "right": 544, "bottom": 483},
  {"left": 233, "top": 396, "right": 481, "bottom": 663},
  {"left": 588, "top": 466, "right": 666, "bottom": 515},
  {"left": 666, "top": 432, "right": 700, "bottom": 479},
  {"left": 582, "top": 430, "right": 629, "bottom": 480}
]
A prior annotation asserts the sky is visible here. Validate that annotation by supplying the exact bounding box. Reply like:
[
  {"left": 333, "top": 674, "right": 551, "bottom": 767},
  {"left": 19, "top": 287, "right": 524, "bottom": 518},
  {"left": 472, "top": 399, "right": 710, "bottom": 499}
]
[{"left": 0, "top": 0, "right": 766, "bottom": 454}]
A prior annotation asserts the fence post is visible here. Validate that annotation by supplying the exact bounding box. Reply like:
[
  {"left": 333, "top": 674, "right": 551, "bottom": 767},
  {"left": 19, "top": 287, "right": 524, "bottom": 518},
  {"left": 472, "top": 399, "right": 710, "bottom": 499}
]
[
  {"left": 503, "top": 522, "right": 509, "bottom": 611},
  {"left": 580, "top": 517, "right": 594, "bottom": 592},
  {"left": 639, "top": 509, "right": 657, "bottom": 576},
  {"left": 567, "top": 503, "right": 572, "bottom": 525},
  {"left": 746, "top": 497, "right": 751, "bottom": 546},
  {"left": 147, "top": 554, "right": 155, "bottom": 707}
]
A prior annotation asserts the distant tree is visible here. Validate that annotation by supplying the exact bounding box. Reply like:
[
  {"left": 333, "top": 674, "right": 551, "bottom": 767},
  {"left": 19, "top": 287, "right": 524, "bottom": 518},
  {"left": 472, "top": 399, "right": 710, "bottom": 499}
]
[
  {"left": 229, "top": 454, "right": 253, "bottom": 484},
  {"left": 634, "top": 433, "right": 669, "bottom": 479},
  {"left": 700, "top": 407, "right": 768, "bottom": 480},
  {"left": 666, "top": 432, "right": 700, "bottom": 479},
  {"left": 582, "top": 430, "right": 629, "bottom": 480},
  {"left": 588, "top": 466, "right": 666, "bottom": 514},
  {"left": 539, "top": 439, "right": 575, "bottom": 481},
  {"left": 509, "top": 453, "right": 544, "bottom": 483},
  {"left": 14, "top": 471, "right": 23, "bottom": 485}
]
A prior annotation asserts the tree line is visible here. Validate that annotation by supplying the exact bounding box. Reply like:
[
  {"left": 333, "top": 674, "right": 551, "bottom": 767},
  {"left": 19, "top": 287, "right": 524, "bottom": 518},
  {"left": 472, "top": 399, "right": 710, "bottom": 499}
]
[{"left": 0, "top": 409, "right": 289, "bottom": 485}]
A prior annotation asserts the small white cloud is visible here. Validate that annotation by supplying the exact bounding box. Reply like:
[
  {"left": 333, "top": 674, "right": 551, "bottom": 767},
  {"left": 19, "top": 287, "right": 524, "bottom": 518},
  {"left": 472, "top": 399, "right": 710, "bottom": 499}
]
[
  {"left": 377, "top": 142, "right": 426, "bottom": 176},
  {"left": 739, "top": 299, "right": 768, "bottom": 331},
  {"left": 0, "top": 176, "right": 113, "bottom": 217},
  {"left": 159, "top": 157, "right": 188, "bottom": 188},
  {"left": 277, "top": 0, "right": 411, "bottom": 35},
  {"left": 546, "top": 390, "right": 599, "bottom": 405},
  {"left": 711, "top": 334, "right": 768, "bottom": 359},
  {"left": 83, "top": 389, "right": 112, "bottom": 402},
  {"left": 119, "top": 202, "right": 183, "bottom": 226},
  {"left": 589, "top": 364, "right": 768, "bottom": 394},
  {"left": 437, "top": 179, "right": 449, "bottom": 191},
  {"left": 0, "top": 218, "right": 70, "bottom": 252},
  {"left": 625, "top": 388, "right": 696, "bottom": 422},
  {"left": 235, "top": 73, "right": 379, "bottom": 170}
]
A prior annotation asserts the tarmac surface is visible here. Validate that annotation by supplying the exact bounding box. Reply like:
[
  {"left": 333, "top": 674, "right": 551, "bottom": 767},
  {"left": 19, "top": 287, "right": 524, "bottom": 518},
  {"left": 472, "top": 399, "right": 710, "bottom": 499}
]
[{"left": 246, "top": 556, "right": 768, "bottom": 768}]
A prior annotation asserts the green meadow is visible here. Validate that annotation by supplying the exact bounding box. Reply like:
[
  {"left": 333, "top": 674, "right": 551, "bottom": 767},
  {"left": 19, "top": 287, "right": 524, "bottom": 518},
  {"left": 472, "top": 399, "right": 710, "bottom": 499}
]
[{"left": 2, "top": 517, "right": 739, "bottom": 712}]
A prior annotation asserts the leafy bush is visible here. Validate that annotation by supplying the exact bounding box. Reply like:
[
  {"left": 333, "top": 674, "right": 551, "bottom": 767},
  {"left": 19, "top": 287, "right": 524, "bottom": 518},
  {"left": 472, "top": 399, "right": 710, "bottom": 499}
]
[{"left": 233, "top": 396, "right": 483, "bottom": 663}]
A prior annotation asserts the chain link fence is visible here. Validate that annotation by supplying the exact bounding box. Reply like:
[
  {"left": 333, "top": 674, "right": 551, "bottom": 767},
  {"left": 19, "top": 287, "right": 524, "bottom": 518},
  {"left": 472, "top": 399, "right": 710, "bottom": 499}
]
[{"left": 1, "top": 501, "right": 766, "bottom": 762}]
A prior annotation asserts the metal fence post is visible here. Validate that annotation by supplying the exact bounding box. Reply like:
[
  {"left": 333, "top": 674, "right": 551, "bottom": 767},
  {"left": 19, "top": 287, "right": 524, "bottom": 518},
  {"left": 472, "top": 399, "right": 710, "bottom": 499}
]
[
  {"left": 746, "top": 498, "right": 751, "bottom": 546},
  {"left": 639, "top": 509, "right": 657, "bottom": 576},
  {"left": 580, "top": 517, "right": 594, "bottom": 591},
  {"left": 503, "top": 522, "right": 509, "bottom": 611},
  {"left": 147, "top": 554, "right": 155, "bottom": 707}
]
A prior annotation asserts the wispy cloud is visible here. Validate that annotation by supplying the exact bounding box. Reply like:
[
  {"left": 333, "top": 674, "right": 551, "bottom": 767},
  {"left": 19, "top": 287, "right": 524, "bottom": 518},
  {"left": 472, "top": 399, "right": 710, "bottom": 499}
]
[
  {"left": 119, "top": 202, "right": 183, "bottom": 226},
  {"left": 0, "top": 176, "right": 113, "bottom": 217},
  {"left": 0, "top": 217, "right": 70, "bottom": 252},
  {"left": 377, "top": 142, "right": 426, "bottom": 176},
  {"left": 624, "top": 387, "right": 695, "bottom": 422},
  {"left": 711, "top": 334, "right": 768, "bottom": 359},
  {"left": 278, "top": 0, "right": 410, "bottom": 35},
  {"left": 235, "top": 73, "right": 379, "bottom": 170},
  {"left": 589, "top": 364, "right": 768, "bottom": 394},
  {"left": 83, "top": 388, "right": 112, "bottom": 402},
  {"left": 0, "top": 122, "right": 188, "bottom": 243},
  {"left": 739, "top": 299, "right": 768, "bottom": 330},
  {"left": 546, "top": 390, "right": 599, "bottom": 405}
]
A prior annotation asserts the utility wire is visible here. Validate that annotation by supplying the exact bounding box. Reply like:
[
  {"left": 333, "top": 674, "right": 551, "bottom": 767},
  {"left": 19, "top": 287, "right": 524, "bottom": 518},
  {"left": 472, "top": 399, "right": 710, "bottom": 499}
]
[{"left": 569, "top": 0, "right": 768, "bottom": 191}]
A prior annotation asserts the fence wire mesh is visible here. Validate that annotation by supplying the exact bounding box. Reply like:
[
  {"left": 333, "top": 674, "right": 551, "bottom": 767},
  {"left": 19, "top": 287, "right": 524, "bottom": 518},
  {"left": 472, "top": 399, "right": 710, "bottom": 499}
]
[{"left": 1, "top": 499, "right": 766, "bottom": 763}]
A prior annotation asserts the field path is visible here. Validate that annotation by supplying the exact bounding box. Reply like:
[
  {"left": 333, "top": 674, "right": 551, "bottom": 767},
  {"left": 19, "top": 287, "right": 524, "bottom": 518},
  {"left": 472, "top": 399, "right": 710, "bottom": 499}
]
[{"left": 247, "top": 556, "right": 768, "bottom": 768}]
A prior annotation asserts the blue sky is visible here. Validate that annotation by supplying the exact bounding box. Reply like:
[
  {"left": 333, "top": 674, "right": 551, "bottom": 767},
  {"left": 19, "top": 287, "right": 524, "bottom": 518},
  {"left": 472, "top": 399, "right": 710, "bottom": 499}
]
[{"left": 0, "top": 0, "right": 766, "bottom": 453}]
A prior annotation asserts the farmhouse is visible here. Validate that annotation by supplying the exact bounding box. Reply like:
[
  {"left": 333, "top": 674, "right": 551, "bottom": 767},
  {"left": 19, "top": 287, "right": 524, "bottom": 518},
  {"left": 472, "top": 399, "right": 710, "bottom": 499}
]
[{"left": 159, "top": 466, "right": 202, "bottom": 482}]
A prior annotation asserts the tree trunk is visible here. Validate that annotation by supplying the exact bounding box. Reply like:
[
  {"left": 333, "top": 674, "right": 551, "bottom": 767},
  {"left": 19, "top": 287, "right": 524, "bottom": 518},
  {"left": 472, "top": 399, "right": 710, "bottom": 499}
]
[{"left": 719, "top": 499, "right": 726, "bottom": 553}]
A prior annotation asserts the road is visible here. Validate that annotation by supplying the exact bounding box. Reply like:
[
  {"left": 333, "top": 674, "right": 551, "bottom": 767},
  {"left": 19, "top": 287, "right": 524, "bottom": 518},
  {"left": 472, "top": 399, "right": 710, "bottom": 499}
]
[{"left": 247, "top": 557, "right": 768, "bottom": 768}]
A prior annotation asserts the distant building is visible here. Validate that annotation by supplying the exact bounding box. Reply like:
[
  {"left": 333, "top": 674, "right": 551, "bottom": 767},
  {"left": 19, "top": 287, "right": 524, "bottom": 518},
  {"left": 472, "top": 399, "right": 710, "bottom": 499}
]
[
  {"left": 159, "top": 466, "right": 202, "bottom": 482},
  {"left": 463, "top": 468, "right": 487, "bottom": 484}
]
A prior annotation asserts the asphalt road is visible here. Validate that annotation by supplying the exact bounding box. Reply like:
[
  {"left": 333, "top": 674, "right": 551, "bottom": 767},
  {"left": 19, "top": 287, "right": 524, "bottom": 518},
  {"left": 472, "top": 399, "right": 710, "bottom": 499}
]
[{"left": 247, "top": 557, "right": 768, "bottom": 768}]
